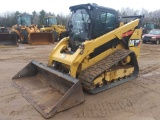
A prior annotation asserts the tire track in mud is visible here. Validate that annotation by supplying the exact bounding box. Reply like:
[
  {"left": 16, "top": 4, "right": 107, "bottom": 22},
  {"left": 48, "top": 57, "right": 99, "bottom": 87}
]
[
  {"left": 8, "top": 105, "right": 34, "bottom": 116},
  {"left": 73, "top": 93, "right": 142, "bottom": 118},
  {"left": 0, "top": 103, "right": 34, "bottom": 116},
  {"left": 0, "top": 93, "right": 21, "bottom": 104},
  {"left": 73, "top": 85, "right": 160, "bottom": 119},
  {"left": 0, "top": 55, "right": 47, "bottom": 61},
  {"left": 0, "top": 94, "right": 36, "bottom": 117},
  {"left": 73, "top": 66, "right": 160, "bottom": 119},
  {"left": 139, "top": 64, "right": 160, "bottom": 77},
  {"left": 73, "top": 78, "right": 156, "bottom": 119},
  {"left": 0, "top": 45, "right": 53, "bottom": 63}
]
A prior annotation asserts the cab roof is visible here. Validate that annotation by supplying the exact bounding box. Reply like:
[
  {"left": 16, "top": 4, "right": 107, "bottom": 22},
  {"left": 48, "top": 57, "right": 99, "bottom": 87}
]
[{"left": 69, "top": 3, "right": 116, "bottom": 12}]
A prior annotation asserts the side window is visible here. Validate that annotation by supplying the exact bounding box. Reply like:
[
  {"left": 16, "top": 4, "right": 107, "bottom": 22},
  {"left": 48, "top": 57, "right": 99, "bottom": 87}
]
[
  {"left": 93, "top": 12, "right": 116, "bottom": 39},
  {"left": 99, "top": 12, "right": 107, "bottom": 24},
  {"left": 106, "top": 13, "right": 116, "bottom": 29}
]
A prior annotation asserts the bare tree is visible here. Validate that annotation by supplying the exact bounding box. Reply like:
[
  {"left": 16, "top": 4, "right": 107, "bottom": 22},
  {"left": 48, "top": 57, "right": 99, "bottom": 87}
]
[
  {"left": 0, "top": 7, "right": 159, "bottom": 29},
  {"left": 32, "top": 11, "right": 39, "bottom": 25}
]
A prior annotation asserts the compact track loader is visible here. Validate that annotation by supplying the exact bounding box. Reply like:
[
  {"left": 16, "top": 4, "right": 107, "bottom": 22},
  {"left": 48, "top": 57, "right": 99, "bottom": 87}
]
[
  {"left": 0, "top": 27, "right": 17, "bottom": 46},
  {"left": 12, "top": 3, "right": 144, "bottom": 118}
]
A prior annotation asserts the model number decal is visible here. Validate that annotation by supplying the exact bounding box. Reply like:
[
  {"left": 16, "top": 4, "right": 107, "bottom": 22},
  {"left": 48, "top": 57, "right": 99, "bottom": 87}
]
[
  {"left": 129, "top": 39, "right": 140, "bottom": 46},
  {"left": 61, "top": 54, "right": 66, "bottom": 59}
]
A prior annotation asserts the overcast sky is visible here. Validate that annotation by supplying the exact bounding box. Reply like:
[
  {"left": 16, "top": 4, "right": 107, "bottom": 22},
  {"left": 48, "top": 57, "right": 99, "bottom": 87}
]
[{"left": 0, "top": 0, "right": 159, "bottom": 15}]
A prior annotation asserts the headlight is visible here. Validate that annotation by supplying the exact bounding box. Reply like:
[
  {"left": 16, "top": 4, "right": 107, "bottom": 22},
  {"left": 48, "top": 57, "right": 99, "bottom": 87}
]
[
  {"left": 152, "top": 37, "right": 156, "bottom": 39},
  {"left": 142, "top": 36, "right": 144, "bottom": 38}
]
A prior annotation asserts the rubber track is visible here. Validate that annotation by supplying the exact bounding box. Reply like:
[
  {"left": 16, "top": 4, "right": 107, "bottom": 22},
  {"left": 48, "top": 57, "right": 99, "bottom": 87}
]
[{"left": 78, "top": 49, "right": 139, "bottom": 94}]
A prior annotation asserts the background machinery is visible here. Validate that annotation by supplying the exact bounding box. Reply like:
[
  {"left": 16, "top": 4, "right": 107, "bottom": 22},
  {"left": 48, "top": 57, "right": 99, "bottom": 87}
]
[
  {"left": 11, "top": 13, "right": 53, "bottom": 45},
  {"left": 0, "top": 27, "right": 9, "bottom": 33},
  {"left": 142, "top": 22, "right": 156, "bottom": 34},
  {"left": 0, "top": 27, "right": 17, "bottom": 46},
  {"left": 12, "top": 3, "right": 143, "bottom": 118},
  {"left": 40, "top": 16, "right": 67, "bottom": 41}
]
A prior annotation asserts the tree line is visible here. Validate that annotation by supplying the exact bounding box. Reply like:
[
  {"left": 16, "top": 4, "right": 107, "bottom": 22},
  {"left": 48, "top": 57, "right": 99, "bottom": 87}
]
[
  {"left": 0, "top": 8, "right": 160, "bottom": 28},
  {"left": 0, "top": 10, "right": 70, "bottom": 28},
  {"left": 117, "top": 8, "right": 160, "bottom": 28}
]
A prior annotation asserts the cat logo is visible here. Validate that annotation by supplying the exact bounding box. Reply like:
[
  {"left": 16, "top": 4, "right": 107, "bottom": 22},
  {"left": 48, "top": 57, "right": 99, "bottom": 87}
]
[{"left": 129, "top": 39, "right": 140, "bottom": 47}]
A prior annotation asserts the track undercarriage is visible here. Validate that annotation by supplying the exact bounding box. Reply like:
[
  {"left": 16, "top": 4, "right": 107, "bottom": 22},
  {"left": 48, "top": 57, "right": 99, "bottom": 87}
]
[{"left": 78, "top": 49, "right": 139, "bottom": 94}]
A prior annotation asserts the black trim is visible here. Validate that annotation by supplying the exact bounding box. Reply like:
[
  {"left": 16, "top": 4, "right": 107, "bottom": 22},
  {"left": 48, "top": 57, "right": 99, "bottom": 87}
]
[{"left": 90, "top": 38, "right": 120, "bottom": 58}]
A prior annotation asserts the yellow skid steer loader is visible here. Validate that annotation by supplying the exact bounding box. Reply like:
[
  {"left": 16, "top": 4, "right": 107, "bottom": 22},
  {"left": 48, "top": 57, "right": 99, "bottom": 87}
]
[{"left": 12, "top": 3, "right": 144, "bottom": 118}]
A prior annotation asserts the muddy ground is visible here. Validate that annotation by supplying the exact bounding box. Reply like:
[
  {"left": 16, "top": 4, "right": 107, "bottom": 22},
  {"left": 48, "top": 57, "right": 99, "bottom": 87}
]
[{"left": 0, "top": 42, "right": 160, "bottom": 120}]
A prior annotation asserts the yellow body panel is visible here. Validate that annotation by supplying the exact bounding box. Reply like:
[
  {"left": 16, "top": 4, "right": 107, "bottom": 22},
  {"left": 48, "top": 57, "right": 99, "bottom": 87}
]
[
  {"left": 11, "top": 24, "right": 53, "bottom": 44},
  {"left": 129, "top": 29, "right": 142, "bottom": 60},
  {"left": 93, "top": 74, "right": 104, "bottom": 86},
  {"left": 48, "top": 19, "right": 142, "bottom": 78},
  {"left": 40, "top": 25, "right": 66, "bottom": 36},
  {"left": 11, "top": 24, "right": 40, "bottom": 36},
  {"left": 92, "top": 66, "right": 134, "bottom": 85},
  {"left": 105, "top": 67, "right": 134, "bottom": 82}
]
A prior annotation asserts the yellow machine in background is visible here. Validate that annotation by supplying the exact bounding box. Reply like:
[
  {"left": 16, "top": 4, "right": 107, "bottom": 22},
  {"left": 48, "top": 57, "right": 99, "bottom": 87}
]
[
  {"left": 12, "top": 4, "right": 144, "bottom": 118},
  {"left": 0, "top": 27, "right": 9, "bottom": 33},
  {"left": 0, "top": 27, "right": 17, "bottom": 46},
  {"left": 40, "top": 16, "right": 67, "bottom": 41},
  {"left": 142, "top": 22, "right": 156, "bottom": 34},
  {"left": 11, "top": 13, "right": 53, "bottom": 45}
]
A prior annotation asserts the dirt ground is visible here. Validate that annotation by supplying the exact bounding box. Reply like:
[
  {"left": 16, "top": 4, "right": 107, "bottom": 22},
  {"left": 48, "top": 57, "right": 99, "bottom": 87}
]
[{"left": 0, "top": 42, "right": 160, "bottom": 120}]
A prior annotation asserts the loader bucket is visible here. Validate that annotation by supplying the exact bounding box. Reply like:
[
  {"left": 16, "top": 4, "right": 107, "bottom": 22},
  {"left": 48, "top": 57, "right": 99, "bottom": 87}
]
[
  {"left": 28, "top": 33, "right": 54, "bottom": 45},
  {"left": 12, "top": 61, "right": 84, "bottom": 118},
  {"left": 0, "top": 33, "right": 17, "bottom": 46}
]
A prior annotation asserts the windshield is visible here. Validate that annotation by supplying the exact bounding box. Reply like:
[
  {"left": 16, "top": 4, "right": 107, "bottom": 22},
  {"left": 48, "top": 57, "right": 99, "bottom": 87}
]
[
  {"left": 17, "top": 17, "right": 21, "bottom": 25},
  {"left": 144, "top": 23, "right": 155, "bottom": 29},
  {"left": 48, "top": 17, "right": 57, "bottom": 26},
  {"left": 149, "top": 29, "right": 160, "bottom": 35},
  {"left": 70, "top": 9, "right": 90, "bottom": 42},
  {"left": 17, "top": 15, "right": 31, "bottom": 26}
]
